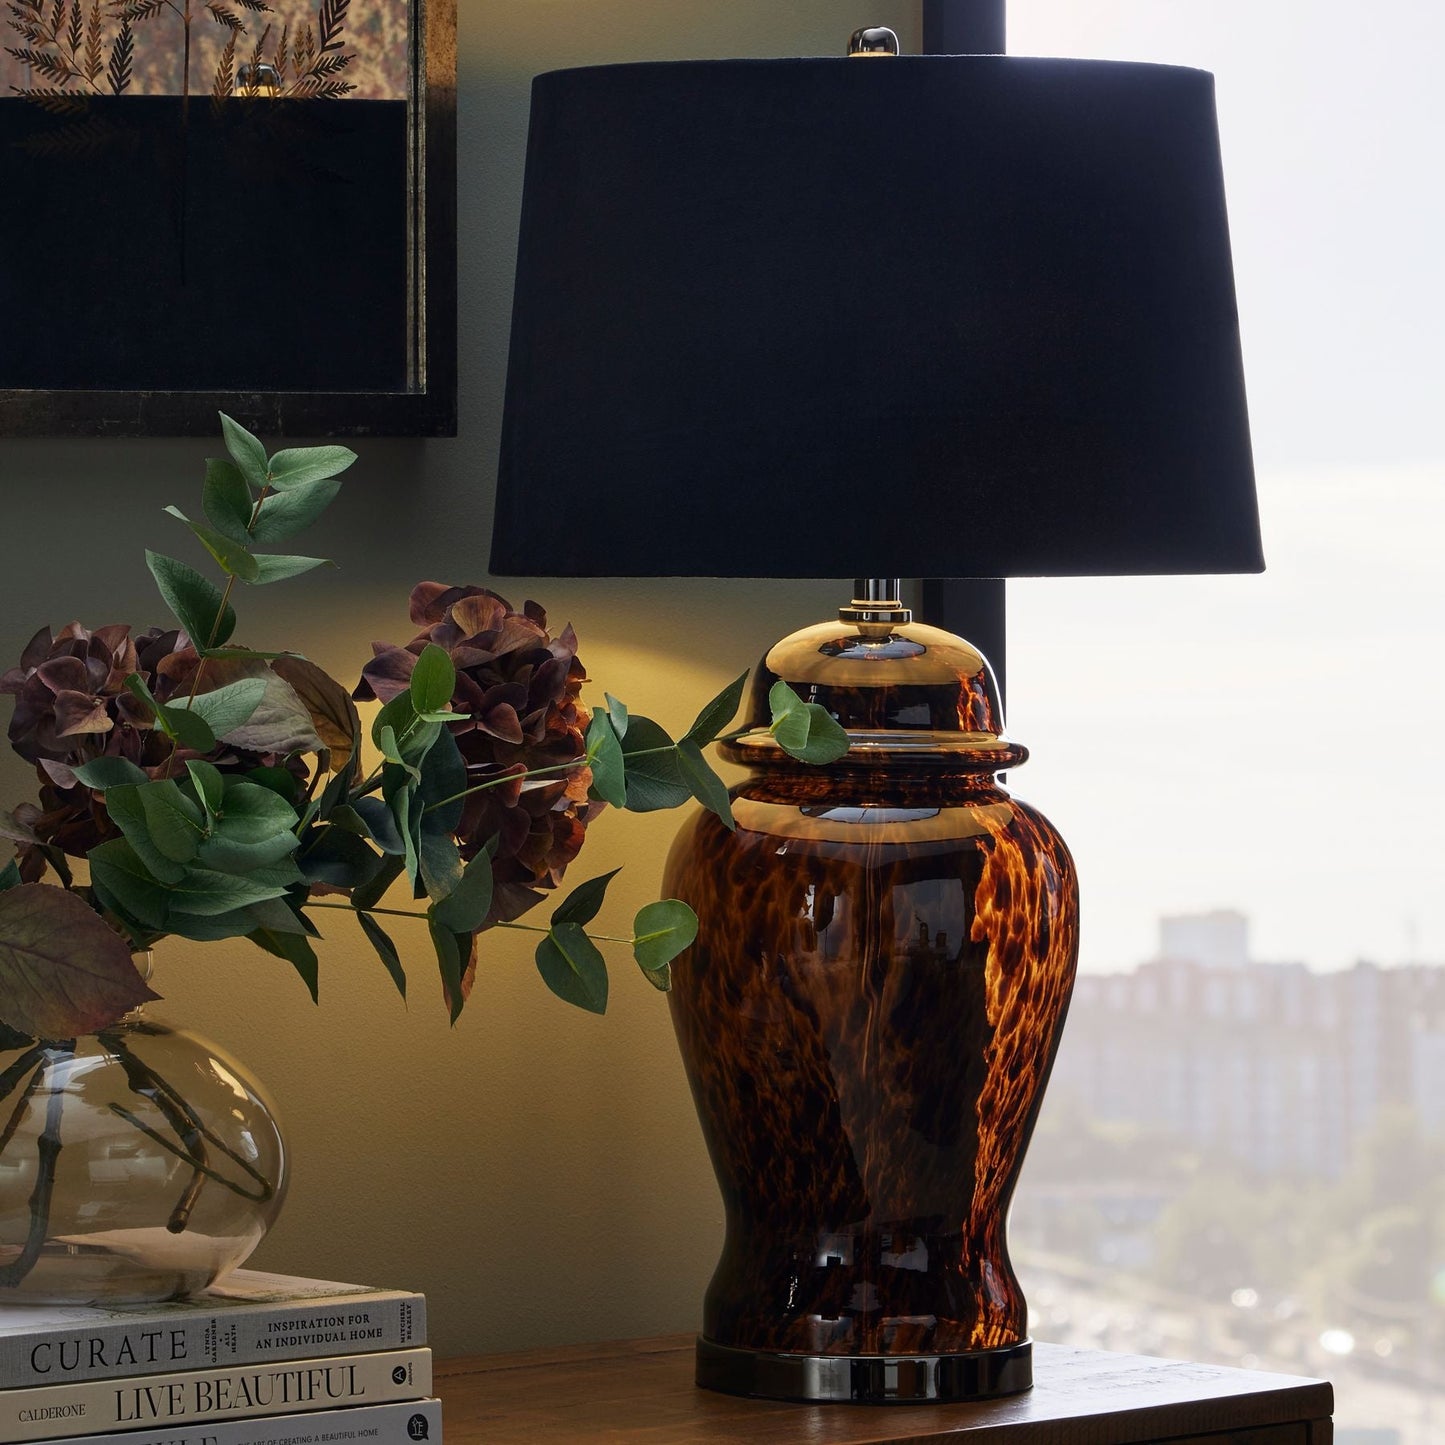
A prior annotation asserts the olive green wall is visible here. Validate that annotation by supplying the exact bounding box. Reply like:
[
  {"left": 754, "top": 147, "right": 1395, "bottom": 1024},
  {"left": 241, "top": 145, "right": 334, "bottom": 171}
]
[{"left": 0, "top": 1, "right": 920, "bottom": 1358}]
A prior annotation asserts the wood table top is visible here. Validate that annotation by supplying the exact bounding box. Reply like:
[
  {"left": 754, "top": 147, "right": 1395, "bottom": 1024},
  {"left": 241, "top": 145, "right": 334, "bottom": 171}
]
[{"left": 434, "top": 1334, "right": 1333, "bottom": 1444}]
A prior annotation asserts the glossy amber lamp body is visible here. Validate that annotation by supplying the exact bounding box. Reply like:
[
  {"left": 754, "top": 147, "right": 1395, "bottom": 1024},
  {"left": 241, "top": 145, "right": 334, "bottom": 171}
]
[{"left": 663, "top": 620, "right": 1079, "bottom": 1403}]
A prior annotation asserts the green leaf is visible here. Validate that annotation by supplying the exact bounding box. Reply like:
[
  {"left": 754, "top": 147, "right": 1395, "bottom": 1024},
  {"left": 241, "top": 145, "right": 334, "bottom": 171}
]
[
  {"left": 248, "top": 765, "right": 303, "bottom": 803},
  {"left": 248, "top": 554, "right": 333, "bottom": 586},
  {"left": 220, "top": 412, "right": 270, "bottom": 488},
  {"left": 351, "top": 797, "right": 406, "bottom": 855},
  {"left": 265, "top": 443, "right": 358, "bottom": 491},
  {"left": 214, "top": 778, "right": 301, "bottom": 843},
  {"left": 0, "top": 860, "right": 21, "bottom": 892},
  {"left": 202, "top": 457, "right": 255, "bottom": 544},
  {"left": 535, "top": 922, "right": 608, "bottom": 1015},
  {"left": 372, "top": 693, "right": 439, "bottom": 771},
  {"left": 296, "top": 827, "right": 382, "bottom": 890},
  {"left": 249, "top": 477, "right": 342, "bottom": 542},
  {"left": 619, "top": 717, "right": 691, "bottom": 812},
  {"left": 632, "top": 898, "right": 698, "bottom": 983},
  {"left": 383, "top": 767, "right": 422, "bottom": 891},
  {"left": 87, "top": 838, "right": 174, "bottom": 931},
  {"left": 351, "top": 853, "right": 405, "bottom": 911},
  {"left": 165, "top": 865, "right": 296, "bottom": 917},
  {"left": 430, "top": 851, "right": 494, "bottom": 934},
  {"left": 604, "top": 694, "right": 629, "bottom": 739},
  {"left": 248, "top": 927, "right": 319, "bottom": 1002},
  {"left": 585, "top": 710, "right": 626, "bottom": 808},
  {"left": 356, "top": 911, "right": 406, "bottom": 1000},
  {"left": 102, "top": 785, "right": 187, "bottom": 885},
  {"left": 172, "top": 677, "right": 267, "bottom": 740},
  {"left": 677, "top": 739, "right": 736, "bottom": 830},
  {"left": 205, "top": 668, "right": 320, "bottom": 755},
  {"left": 137, "top": 779, "right": 205, "bottom": 863},
  {"left": 156, "top": 701, "right": 217, "bottom": 753},
  {"left": 0, "top": 884, "right": 155, "bottom": 1037},
  {"left": 185, "top": 759, "right": 226, "bottom": 817},
  {"left": 683, "top": 670, "right": 749, "bottom": 746},
  {"left": 198, "top": 828, "right": 301, "bottom": 874},
  {"left": 145, "top": 550, "right": 236, "bottom": 649},
  {"left": 164, "top": 506, "right": 259, "bottom": 581},
  {"left": 417, "top": 725, "right": 467, "bottom": 834},
  {"left": 409, "top": 643, "right": 457, "bottom": 715},
  {"left": 73, "top": 757, "right": 149, "bottom": 791},
  {"left": 551, "top": 868, "right": 621, "bottom": 928},
  {"left": 418, "top": 828, "right": 464, "bottom": 901},
  {"left": 429, "top": 919, "right": 469, "bottom": 1025},
  {"left": 767, "top": 681, "right": 850, "bottom": 764}
]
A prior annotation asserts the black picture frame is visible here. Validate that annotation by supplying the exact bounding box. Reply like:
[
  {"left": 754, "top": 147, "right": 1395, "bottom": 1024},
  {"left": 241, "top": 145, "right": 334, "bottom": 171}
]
[{"left": 0, "top": 0, "right": 456, "bottom": 439}]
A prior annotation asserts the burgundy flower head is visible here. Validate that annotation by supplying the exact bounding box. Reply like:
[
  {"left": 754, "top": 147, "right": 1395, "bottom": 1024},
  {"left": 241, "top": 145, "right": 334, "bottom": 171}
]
[{"left": 356, "top": 584, "right": 597, "bottom": 921}]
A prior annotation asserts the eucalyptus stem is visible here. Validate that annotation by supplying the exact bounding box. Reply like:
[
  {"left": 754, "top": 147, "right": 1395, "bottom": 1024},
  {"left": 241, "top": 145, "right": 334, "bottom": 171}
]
[
  {"left": 306, "top": 901, "right": 632, "bottom": 945},
  {"left": 0, "top": 1043, "right": 72, "bottom": 1289},
  {"left": 0, "top": 1050, "right": 46, "bottom": 1155}
]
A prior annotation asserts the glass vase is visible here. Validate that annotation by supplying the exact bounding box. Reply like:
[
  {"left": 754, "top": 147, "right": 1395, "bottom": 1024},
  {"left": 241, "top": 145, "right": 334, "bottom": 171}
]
[{"left": 0, "top": 988, "right": 287, "bottom": 1305}]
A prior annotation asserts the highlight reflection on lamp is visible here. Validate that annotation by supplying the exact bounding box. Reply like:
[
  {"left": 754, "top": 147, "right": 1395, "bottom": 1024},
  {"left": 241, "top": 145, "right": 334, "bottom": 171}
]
[{"left": 491, "top": 29, "right": 1260, "bottom": 1405}]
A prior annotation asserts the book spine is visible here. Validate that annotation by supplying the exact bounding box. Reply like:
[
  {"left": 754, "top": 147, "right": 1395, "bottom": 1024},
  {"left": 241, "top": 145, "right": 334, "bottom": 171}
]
[
  {"left": 0, "top": 1294, "right": 425, "bottom": 1388},
  {"left": 32, "top": 1396, "right": 443, "bottom": 1445},
  {"left": 0, "top": 1347, "right": 431, "bottom": 1444}
]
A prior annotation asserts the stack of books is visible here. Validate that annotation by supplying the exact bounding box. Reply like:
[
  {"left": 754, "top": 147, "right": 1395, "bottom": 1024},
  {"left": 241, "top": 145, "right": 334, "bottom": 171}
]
[{"left": 0, "top": 1272, "right": 438, "bottom": 1445}]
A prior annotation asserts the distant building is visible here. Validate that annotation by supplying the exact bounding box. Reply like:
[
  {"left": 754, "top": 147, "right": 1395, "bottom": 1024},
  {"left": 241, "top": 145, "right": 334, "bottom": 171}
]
[
  {"left": 1048, "top": 926, "right": 1445, "bottom": 1177},
  {"left": 1158, "top": 909, "right": 1251, "bottom": 970}
]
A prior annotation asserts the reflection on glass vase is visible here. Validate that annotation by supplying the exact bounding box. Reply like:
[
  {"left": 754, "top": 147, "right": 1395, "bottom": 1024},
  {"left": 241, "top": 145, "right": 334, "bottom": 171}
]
[{"left": 0, "top": 964, "right": 287, "bottom": 1304}]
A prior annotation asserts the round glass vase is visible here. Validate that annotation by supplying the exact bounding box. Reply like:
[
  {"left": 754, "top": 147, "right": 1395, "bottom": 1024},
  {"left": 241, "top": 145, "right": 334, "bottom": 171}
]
[{"left": 0, "top": 976, "right": 287, "bottom": 1305}]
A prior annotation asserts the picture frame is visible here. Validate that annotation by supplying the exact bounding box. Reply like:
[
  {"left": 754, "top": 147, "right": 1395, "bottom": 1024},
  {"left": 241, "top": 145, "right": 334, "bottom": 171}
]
[{"left": 0, "top": 0, "right": 455, "bottom": 437}]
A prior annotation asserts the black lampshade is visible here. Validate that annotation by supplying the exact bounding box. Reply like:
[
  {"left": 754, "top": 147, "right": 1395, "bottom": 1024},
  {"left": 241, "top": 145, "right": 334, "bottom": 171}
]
[{"left": 492, "top": 56, "right": 1261, "bottom": 580}]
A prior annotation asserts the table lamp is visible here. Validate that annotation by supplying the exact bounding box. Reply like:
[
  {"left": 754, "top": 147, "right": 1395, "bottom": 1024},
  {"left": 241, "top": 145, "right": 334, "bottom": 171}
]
[{"left": 491, "top": 35, "right": 1260, "bottom": 1406}]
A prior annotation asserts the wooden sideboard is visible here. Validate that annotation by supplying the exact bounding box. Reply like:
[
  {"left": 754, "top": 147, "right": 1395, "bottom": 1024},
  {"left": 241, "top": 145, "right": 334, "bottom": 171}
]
[{"left": 435, "top": 1334, "right": 1333, "bottom": 1443}]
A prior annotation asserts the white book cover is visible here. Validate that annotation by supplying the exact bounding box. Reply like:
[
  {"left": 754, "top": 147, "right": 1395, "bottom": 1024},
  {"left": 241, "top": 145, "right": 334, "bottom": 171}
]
[
  {"left": 0, "top": 1345, "right": 431, "bottom": 1443},
  {"left": 35, "top": 1396, "right": 443, "bottom": 1445},
  {"left": 0, "top": 1271, "right": 425, "bottom": 1389}
]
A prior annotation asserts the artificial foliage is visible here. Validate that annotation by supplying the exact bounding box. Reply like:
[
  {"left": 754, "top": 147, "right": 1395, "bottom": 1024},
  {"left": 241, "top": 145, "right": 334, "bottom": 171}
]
[{"left": 0, "top": 414, "right": 849, "bottom": 1044}]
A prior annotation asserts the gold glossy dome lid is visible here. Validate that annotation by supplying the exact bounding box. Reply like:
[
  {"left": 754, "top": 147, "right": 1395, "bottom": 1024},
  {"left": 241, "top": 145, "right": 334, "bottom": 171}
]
[{"left": 720, "top": 620, "right": 1028, "bottom": 771}]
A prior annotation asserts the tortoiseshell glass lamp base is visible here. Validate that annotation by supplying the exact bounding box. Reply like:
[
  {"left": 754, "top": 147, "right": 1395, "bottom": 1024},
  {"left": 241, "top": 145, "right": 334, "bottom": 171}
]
[{"left": 663, "top": 597, "right": 1079, "bottom": 1404}]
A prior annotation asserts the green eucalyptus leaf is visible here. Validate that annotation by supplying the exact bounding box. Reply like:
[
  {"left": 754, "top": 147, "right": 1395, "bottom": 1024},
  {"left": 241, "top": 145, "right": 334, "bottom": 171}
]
[
  {"left": 632, "top": 898, "right": 698, "bottom": 980},
  {"left": 207, "top": 669, "right": 320, "bottom": 755},
  {"left": 265, "top": 444, "right": 358, "bottom": 491},
  {"left": 409, "top": 643, "right": 457, "bottom": 715},
  {"left": 73, "top": 757, "right": 149, "bottom": 791},
  {"left": 137, "top": 779, "right": 205, "bottom": 864},
  {"left": 145, "top": 551, "right": 237, "bottom": 650},
  {"left": 216, "top": 778, "right": 301, "bottom": 843},
  {"left": 202, "top": 457, "right": 255, "bottom": 544},
  {"left": 249, "top": 477, "right": 342, "bottom": 542},
  {"left": 248, "top": 554, "right": 333, "bottom": 586},
  {"left": 247, "top": 895, "right": 320, "bottom": 938},
  {"left": 683, "top": 670, "right": 749, "bottom": 746},
  {"left": 418, "top": 829, "right": 464, "bottom": 901},
  {"left": 185, "top": 759, "right": 226, "bottom": 816},
  {"left": 352, "top": 796, "right": 406, "bottom": 855},
  {"left": 551, "top": 867, "right": 621, "bottom": 929},
  {"left": 619, "top": 717, "right": 691, "bottom": 813},
  {"left": 220, "top": 412, "right": 270, "bottom": 489},
  {"left": 767, "top": 682, "right": 849, "bottom": 763},
  {"left": 248, "top": 927, "right": 320, "bottom": 1001},
  {"left": 604, "top": 694, "right": 629, "bottom": 739},
  {"left": 351, "top": 853, "right": 405, "bottom": 911},
  {"left": 535, "top": 922, "right": 608, "bottom": 1015},
  {"left": 165, "top": 865, "right": 296, "bottom": 917},
  {"left": 0, "top": 884, "right": 154, "bottom": 1037},
  {"left": 417, "top": 725, "right": 466, "bottom": 834},
  {"left": 164, "top": 506, "right": 259, "bottom": 581},
  {"left": 171, "top": 677, "right": 267, "bottom": 740},
  {"left": 430, "top": 851, "right": 494, "bottom": 934},
  {"left": 429, "top": 919, "right": 470, "bottom": 1025},
  {"left": 87, "top": 838, "right": 173, "bottom": 932},
  {"left": 356, "top": 911, "right": 406, "bottom": 1000},
  {"left": 198, "top": 829, "right": 300, "bottom": 873},
  {"left": 585, "top": 709, "right": 626, "bottom": 808},
  {"left": 677, "top": 739, "right": 736, "bottom": 830},
  {"left": 102, "top": 785, "right": 187, "bottom": 885},
  {"left": 297, "top": 827, "right": 383, "bottom": 890},
  {"left": 156, "top": 701, "right": 217, "bottom": 754},
  {"left": 0, "top": 860, "right": 21, "bottom": 892},
  {"left": 383, "top": 767, "right": 422, "bottom": 892},
  {"left": 246, "top": 765, "right": 303, "bottom": 803}
]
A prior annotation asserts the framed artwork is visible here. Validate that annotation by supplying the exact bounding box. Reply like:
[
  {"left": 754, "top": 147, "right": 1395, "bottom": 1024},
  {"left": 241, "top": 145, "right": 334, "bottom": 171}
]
[{"left": 0, "top": 0, "right": 455, "bottom": 436}]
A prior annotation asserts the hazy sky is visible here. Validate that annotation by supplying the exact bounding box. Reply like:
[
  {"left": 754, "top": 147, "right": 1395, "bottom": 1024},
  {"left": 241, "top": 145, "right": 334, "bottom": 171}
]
[{"left": 1000, "top": 3, "right": 1444, "bottom": 972}]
